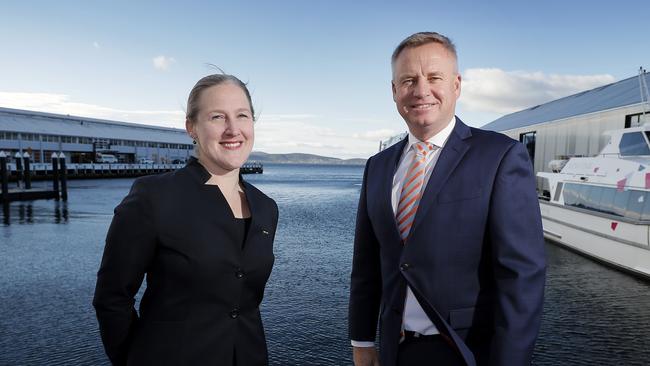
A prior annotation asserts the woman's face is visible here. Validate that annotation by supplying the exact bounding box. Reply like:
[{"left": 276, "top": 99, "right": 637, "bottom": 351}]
[{"left": 187, "top": 82, "right": 254, "bottom": 173}]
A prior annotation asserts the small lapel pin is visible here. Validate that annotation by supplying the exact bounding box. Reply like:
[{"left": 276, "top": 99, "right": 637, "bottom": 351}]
[{"left": 262, "top": 230, "right": 269, "bottom": 235}]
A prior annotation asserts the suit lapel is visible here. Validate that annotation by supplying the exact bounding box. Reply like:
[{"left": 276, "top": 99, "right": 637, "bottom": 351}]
[
  {"left": 410, "top": 118, "right": 471, "bottom": 234},
  {"left": 185, "top": 158, "right": 236, "bottom": 226},
  {"left": 381, "top": 138, "right": 408, "bottom": 240},
  {"left": 240, "top": 177, "right": 261, "bottom": 251},
  {"left": 186, "top": 159, "right": 264, "bottom": 252}
]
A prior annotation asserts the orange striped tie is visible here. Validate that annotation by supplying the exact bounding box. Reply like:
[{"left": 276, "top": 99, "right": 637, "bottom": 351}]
[{"left": 396, "top": 141, "right": 434, "bottom": 242}]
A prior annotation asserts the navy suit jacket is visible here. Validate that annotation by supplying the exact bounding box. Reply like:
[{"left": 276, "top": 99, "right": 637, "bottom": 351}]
[{"left": 349, "top": 118, "right": 546, "bottom": 366}]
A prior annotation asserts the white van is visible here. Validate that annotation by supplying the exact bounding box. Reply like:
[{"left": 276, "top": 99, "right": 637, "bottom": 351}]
[{"left": 96, "top": 153, "right": 118, "bottom": 163}]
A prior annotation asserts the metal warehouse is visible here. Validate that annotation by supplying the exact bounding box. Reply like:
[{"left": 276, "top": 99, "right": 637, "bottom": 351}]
[{"left": 0, "top": 107, "right": 193, "bottom": 164}]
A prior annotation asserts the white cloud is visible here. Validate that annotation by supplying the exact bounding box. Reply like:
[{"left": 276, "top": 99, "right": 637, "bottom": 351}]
[
  {"left": 152, "top": 55, "right": 176, "bottom": 71},
  {"left": 254, "top": 114, "right": 383, "bottom": 158},
  {"left": 257, "top": 113, "right": 319, "bottom": 121},
  {"left": 0, "top": 92, "right": 184, "bottom": 128},
  {"left": 353, "top": 128, "right": 397, "bottom": 141},
  {"left": 93, "top": 41, "right": 100, "bottom": 49},
  {"left": 0, "top": 92, "right": 381, "bottom": 158},
  {"left": 459, "top": 68, "right": 616, "bottom": 115}
]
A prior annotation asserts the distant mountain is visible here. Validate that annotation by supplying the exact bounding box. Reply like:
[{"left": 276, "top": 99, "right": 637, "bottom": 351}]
[{"left": 249, "top": 152, "right": 366, "bottom": 165}]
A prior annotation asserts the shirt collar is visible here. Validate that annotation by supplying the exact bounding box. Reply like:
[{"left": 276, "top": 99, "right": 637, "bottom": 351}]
[
  {"left": 186, "top": 156, "right": 246, "bottom": 185},
  {"left": 405, "top": 116, "right": 456, "bottom": 152}
]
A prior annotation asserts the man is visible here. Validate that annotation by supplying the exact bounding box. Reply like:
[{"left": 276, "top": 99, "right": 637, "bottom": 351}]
[{"left": 348, "top": 32, "right": 546, "bottom": 366}]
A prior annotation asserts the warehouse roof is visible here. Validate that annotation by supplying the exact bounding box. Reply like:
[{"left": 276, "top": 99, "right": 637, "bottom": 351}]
[
  {"left": 482, "top": 72, "right": 650, "bottom": 132},
  {"left": 0, "top": 107, "right": 191, "bottom": 144}
]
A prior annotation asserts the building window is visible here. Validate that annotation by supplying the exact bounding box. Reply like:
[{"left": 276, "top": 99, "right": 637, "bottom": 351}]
[
  {"left": 625, "top": 113, "right": 647, "bottom": 128},
  {"left": 519, "top": 131, "right": 536, "bottom": 163},
  {"left": 31, "top": 150, "right": 42, "bottom": 162},
  {"left": 42, "top": 134, "right": 60, "bottom": 142}
]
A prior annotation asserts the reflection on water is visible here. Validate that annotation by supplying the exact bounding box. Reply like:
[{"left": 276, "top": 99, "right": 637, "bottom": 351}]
[
  {"left": 1, "top": 200, "right": 69, "bottom": 225},
  {"left": 54, "top": 200, "right": 69, "bottom": 223},
  {"left": 1, "top": 165, "right": 649, "bottom": 365},
  {"left": 2, "top": 202, "right": 7, "bottom": 226},
  {"left": 534, "top": 243, "right": 650, "bottom": 365}
]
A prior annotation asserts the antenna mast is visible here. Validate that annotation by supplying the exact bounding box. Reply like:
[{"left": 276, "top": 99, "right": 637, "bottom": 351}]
[{"left": 640, "top": 66, "right": 650, "bottom": 123}]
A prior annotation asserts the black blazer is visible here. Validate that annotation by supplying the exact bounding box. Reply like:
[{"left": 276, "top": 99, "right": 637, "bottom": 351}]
[{"left": 93, "top": 158, "right": 278, "bottom": 366}]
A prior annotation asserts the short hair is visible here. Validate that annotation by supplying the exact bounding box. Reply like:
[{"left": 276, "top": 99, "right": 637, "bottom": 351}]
[
  {"left": 391, "top": 32, "right": 458, "bottom": 67},
  {"left": 185, "top": 73, "right": 255, "bottom": 124}
]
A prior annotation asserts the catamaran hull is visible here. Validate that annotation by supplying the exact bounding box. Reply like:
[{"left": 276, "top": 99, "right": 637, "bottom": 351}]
[{"left": 540, "top": 200, "right": 650, "bottom": 280}]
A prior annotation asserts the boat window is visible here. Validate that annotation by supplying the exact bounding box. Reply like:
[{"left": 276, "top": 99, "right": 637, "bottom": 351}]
[
  {"left": 598, "top": 187, "right": 617, "bottom": 215},
  {"left": 585, "top": 186, "right": 604, "bottom": 211},
  {"left": 626, "top": 190, "right": 647, "bottom": 220},
  {"left": 574, "top": 185, "right": 590, "bottom": 208},
  {"left": 561, "top": 183, "right": 650, "bottom": 220},
  {"left": 641, "top": 194, "right": 650, "bottom": 220},
  {"left": 612, "top": 189, "right": 631, "bottom": 217},
  {"left": 562, "top": 184, "right": 578, "bottom": 206},
  {"left": 619, "top": 132, "right": 650, "bottom": 156},
  {"left": 553, "top": 182, "right": 563, "bottom": 202}
]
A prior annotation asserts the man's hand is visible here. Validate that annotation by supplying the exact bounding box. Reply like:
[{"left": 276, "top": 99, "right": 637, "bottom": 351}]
[{"left": 353, "top": 346, "right": 380, "bottom": 366}]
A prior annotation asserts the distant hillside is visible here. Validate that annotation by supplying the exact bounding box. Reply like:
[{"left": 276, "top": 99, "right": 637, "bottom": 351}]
[{"left": 249, "top": 152, "right": 366, "bottom": 165}]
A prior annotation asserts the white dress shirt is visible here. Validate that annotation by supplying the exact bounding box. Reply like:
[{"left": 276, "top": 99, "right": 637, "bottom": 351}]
[{"left": 352, "top": 117, "right": 456, "bottom": 347}]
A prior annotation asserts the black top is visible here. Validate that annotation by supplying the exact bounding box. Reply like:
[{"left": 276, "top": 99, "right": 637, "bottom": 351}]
[
  {"left": 233, "top": 217, "right": 252, "bottom": 249},
  {"left": 93, "top": 158, "right": 278, "bottom": 366}
]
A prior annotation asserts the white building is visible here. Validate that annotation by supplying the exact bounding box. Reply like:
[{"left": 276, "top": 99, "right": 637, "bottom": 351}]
[{"left": 0, "top": 107, "right": 193, "bottom": 164}]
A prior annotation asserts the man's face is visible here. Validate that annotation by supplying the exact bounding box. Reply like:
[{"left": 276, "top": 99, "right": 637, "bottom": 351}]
[{"left": 392, "top": 42, "right": 461, "bottom": 140}]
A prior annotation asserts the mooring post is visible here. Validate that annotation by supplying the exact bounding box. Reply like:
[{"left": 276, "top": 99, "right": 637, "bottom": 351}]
[
  {"left": 14, "top": 152, "right": 23, "bottom": 189},
  {"left": 51, "top": 153, "right": 60, "bottom": 200},
  {"left": 23, "top": 152, "right": 32, "bottom": 190},
  {"left": 0, "top": 151, "right": 8, "bottom": 204},
  {"left": 59, "top": 153, "right": 68, "bottom": 201}
]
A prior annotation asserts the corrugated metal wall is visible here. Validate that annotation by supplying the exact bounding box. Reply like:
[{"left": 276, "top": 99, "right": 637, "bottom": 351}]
[{"left": 499, "top": 104, "right": 648, "bottom": 190}]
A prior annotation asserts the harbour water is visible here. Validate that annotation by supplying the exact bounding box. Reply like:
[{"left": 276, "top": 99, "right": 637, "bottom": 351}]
[{"left": 1, "top": 164, "right": 649, "bottom": 365}]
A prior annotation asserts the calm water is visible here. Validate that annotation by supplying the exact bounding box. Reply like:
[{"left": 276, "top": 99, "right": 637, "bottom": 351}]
[{"left": 1, "top": 164, "right": 649, "bottom": 365}]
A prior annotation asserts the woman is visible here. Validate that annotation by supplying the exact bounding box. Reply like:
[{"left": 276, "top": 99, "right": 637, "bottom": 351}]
[{"left": 93, "top": 74, "right": 278, "bottom": 366}]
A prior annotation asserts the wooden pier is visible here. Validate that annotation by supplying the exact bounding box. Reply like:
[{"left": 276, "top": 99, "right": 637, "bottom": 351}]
[
  {"left": 1, "top": 161, "right": 263, "bottom": 181},
  {"left": 1, "top": 152, "right": 68, "bottom": 203},
  {"left": 241, "top": 162, "right": 263, "bottom": 174},
  {"left": 1, "top": 152, "right": 263, "bottom": 204},
  {"left": 4, "top": 188, "right": 59, "bottom": 201}
]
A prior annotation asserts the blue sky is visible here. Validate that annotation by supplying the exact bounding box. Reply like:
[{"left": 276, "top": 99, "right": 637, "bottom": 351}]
[{"left": 1, "top": 0, "right": 648, "bottom": 158}]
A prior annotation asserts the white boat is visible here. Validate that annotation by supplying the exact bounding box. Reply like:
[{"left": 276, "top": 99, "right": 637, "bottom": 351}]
[{"left": 537, "top": 124, "right": 650, "bottom": 279}]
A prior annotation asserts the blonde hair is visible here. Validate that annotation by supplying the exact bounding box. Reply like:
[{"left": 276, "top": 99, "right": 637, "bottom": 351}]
[
  {"left": 391, "top": 32, "right": 458, "bottom": 70},
  {"left": 186, "top": 73, "right": 255, "bottom": 124}
]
